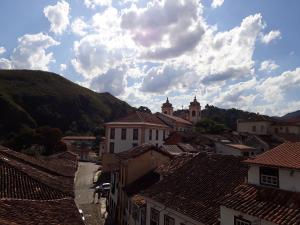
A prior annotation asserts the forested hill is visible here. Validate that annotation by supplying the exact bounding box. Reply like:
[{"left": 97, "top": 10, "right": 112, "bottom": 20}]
[
  {"left": 201, "top": 105, "right": 271, "bottom": 130},
  {"left": 0, "top": 70, "right": 134, "bottom": 140}
]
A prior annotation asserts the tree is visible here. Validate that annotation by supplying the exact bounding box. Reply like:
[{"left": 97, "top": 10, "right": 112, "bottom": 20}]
[
  {"left": 137, "top": 106, "right": 152, "bottom": 114},
  {"left": 36, "top": 126, "right": 63, "bottom": 155},
  {"left": 195, "top": 118, "right": 226, "bottom": 134}
]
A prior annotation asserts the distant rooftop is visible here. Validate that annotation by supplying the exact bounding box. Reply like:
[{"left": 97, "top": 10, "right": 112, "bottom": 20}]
[{"left": 226, "top": 143, "right": 256, "bottom": 151}]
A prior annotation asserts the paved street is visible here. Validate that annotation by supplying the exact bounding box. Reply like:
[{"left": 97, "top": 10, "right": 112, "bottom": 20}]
[{"left": 75, "top": 162, "right": 107, "bottom": 225}]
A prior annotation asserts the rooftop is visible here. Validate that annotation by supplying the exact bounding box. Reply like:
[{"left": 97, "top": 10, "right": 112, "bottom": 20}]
[
  {"left": 0, "top": 199, "right": 84, "bottom": 225},
  {"left": 244, "top": 142, "right": 300, "bottom": 170},
  {"left": 142, "top": 153, "right": 248, "bottom": 225},
  {"left": 62, "top": 136, "right": 96, "bottom": 141},
  {"left": 156, "top": 112, "right": 192, "bottom": 126},
  {"left": 225, "top": 143, "right": 256, "bottom": 151},
  {"left": 160, "top": 145, "right": 184, "bottom": 155},
  {"left": 106, "top": 111, "right": 167, "bottom": 127},
  {"left": 222, "top": 184, "right": 300, "bottom": 225},
  {"left": 115, "top": 144, "right": 173, "bottom": 161}
]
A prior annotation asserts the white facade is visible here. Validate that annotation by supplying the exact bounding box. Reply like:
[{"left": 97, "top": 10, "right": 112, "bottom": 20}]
[
  {"left": 237, "top": 121, "right": 272, "bottom": 135},
  {"left": 145, "top": 198, "right": 203, "bottom": 225},
  {"left": 220, "top": 206, "right": 276, "bottom": 225},
  {"left": 248, "top": 165, "right": 300, "bottom": 192},
  {"left": 105, "top": 124, "right": 170, "bottom": 154}
]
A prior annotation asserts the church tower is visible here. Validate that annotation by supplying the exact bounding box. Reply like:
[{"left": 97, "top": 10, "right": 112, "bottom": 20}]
[
  {"left": 189, "top": 96, "right": 201, "bottom": 124},
  {"left": 161, "top": 97, "right": 173, "bottom": 116}
]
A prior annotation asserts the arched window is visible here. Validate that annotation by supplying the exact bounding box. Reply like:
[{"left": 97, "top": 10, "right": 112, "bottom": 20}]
[
  {"left": 164, "top": 111, "right": 168, "bottom": 114},
  {"left": 192, "top": 110, "right": 196, "bottom": 116}
]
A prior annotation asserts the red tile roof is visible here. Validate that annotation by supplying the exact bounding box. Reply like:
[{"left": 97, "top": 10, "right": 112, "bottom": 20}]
[
  {"left": 222, "top": 184, "right": 300, "bottom": 225},
  {"left": 244, "top": 142, "right": 300, "bottom": 170},
  {"left": 0, "top": 146, "right": 75, "bottom": 197},
  {"left": 0, "top": 146, "right": 76, "bottom": 178},
  {"left": 225, "top": 144, "right": 256, "bottom": 152},
  {"left": 142, "top": 153, "right": 248, "bottom": 225},
  {"left": 156, "top": 112, "right": 192, "bottom": 126},
  {"left": 107, "top": 111, "right": 167, "bottom": 126},
  {"left": 160, "top": 145, "right": 184, "bottom": 155},
  {"left": 0, "top": 199, "right": 84, "bottom": 225},
  {"left": 0, "top": 147, "right": 84, "bottom": 225},
  {"left": 116, "top": 144, "right": 173, "bottom": 160}
]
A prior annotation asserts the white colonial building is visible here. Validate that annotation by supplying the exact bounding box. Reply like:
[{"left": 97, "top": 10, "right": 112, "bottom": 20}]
[{"left": 104, "top": 111, "right": 170, "bottom": 154}]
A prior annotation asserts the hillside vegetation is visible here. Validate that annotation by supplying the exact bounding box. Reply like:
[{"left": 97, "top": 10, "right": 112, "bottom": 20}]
[{"left": 0, "top": 70, "right": 133, "bottom": 140}]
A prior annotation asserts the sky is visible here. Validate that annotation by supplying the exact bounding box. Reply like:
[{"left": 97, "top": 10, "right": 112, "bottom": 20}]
[{"left": 0, "top": 0, "right": 300, "bottom": 116}]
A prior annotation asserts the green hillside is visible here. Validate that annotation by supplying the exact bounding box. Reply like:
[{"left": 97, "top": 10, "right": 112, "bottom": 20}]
[{"left": 0, "top": 70, "right": 134, "bottom": 140}]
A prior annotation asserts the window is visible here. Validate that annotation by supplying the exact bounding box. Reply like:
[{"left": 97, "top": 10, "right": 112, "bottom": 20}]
[
  {"left": 141, "top": 208, "right": 146, "bottom": 225},
  {"left": 133, "top": 128, "right": 139, "bottom": 140},
  {"left": 243, "top": 152, "right": 249, "bottom": 157},
  {"left": 110, "top": 128, "right": 115, "bottom": 139},
  {"left": 121, "top": 128, "right": 126, "bottom": 140},
  {"left": 150, "top": 208, "right": 159, "bottom": 225},
  {"left": 109, "top": 142, "right": 114, "bottom": 153},
  {"left": 252, "top": 126, "right": 256, "bottom": 132},
  {"left": 164, "top": 215, "right": 175, "bottom": 225},
  {"left": 164, "top": 111, "right": 168, "bottom": 114},
  {"left": 192, "top": 110, "right": 196, "bottom": 116},
  {"left": 286, "top": 127, "right": 289, "bottom": 133},
  {"left": 260, "top": 167, "right": 279, "bottom": 187},
  {"left": 156, "top": 129, "right": 159, "bottom": 140},
  {"left": 234, "top": 216, "right": 251, "bottom": 225},
  {"left": 163, "top": 130, "right": 166, "bottom": 140},
  {"left": 149, "top": 129, "right": 152, "bottom": 140},
  {"left": 261, "top": 125, "right": 264, "bottom": 132}
]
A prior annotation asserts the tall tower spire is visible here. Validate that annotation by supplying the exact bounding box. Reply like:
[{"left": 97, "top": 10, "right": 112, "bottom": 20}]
[
  {"left": 189, "top": 96, "right": 201, "bottom": 124},
  {"left": 161, "top": 97, "right": 173, "bottom": 116}
]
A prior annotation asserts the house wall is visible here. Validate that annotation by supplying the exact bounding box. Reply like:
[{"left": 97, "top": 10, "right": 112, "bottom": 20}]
[
  {"left": 270, "top": 125, "right": 300, "bottom": 135},
  {"left": 146, "top": 198, "right": 203, "bottom": 225},
  {"left": 215, "top": 143, "right": 243, "bottom": 156},
  {"left": 237, "top": 121, "right": 272, "bottom": 135},
  {"left": 220, "top": 206, "right": 276, "bottom": 225},
  {"left": 127, "top": 150, "right": 170, "bottom": 185},
  {"left": 248, "top": 165, "right": 300, "bottom": 192},
  {"left": 106, "top": 125, "right": 170, "bottom": 154},
  {"left": 215, "top": 143, "right": 257, "bottom": 157}
]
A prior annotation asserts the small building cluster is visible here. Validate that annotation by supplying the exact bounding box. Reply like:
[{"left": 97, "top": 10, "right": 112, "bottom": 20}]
[{"left": 100, "top": 98, "right": 300, "bottom": 225}]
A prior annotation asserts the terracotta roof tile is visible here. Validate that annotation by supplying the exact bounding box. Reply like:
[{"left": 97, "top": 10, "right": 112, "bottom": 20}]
[
  {"left": 109, "top": 111, "right": 167, "bottom": 126},
  {"left": 160, "top": 145, "right": 184, "bottom": 155},
  {"left": 142, "top": 153, "right": 248, "bottom": 225},
  {"left": 0, "top": 199, "right": 84, "bottom": 225},
  {"left": 156, "top": 113, "right": 192, "bottom": 126},
  {"left": 244, "top": 142, "right": 300, "bottom": 170},
  {"left": 222, "top": 184, "right": 300, "bottom": 225},
  {"left": 116, "top": 144, "right": 173, "bottom": 160}
]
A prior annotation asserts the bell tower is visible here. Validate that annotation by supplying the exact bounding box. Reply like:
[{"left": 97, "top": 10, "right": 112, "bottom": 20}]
[
  {"left": 161, "top": 97, "right": 173, "bottom": 116},
  {"left": 189, "top": 96, "right": 201, "bottom": 124}
]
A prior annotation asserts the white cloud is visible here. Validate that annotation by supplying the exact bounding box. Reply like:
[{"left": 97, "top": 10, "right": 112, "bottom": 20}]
[
  {"left": 257, "top": 68, "right": 300, "bottom": 103},
  {"left": 121, "top": 0, "right": 205, "bottom": 60},
  {"left": 60, "top": 63, "right": 67, "bottom": 71},
  {"left": 211, "top": 0, "right": 224, "bottom": 8},
  {"left": 260, "top": 30, "right": 281, "bottom": 44},
  {"left": 84, "top": 0, "right": 111, "bottom": 9},
  {"left": 44, "top": 0, "right": 70, "bottom": 35},
  {"left": 0, "top": 47, "right": 6, "bottom": 55},
  {"left": 0, "top": 58, "right": 12, "bottom": 69},
  {"left": 90, "top": 67, "right": 127, "bottom": 96},
  {"left": 259, "top": 60, "right": 279, "bottom": 73},
  {"left": 71, "top": 17, "right": 89, "bottom": 36},
  {"left": 139, "top": 13, "right": 264, "bottom": 93},
  {"left": 10, "top": 33, "right": 60, "bottom": 70},
  {"left": 71, "top": 34, "right": 123, "bottom": 78}
]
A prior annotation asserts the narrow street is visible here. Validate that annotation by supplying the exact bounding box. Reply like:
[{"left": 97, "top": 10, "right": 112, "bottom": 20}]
[{"left": 75, "top": 162, "right": 106, "bottom": 225}]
